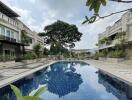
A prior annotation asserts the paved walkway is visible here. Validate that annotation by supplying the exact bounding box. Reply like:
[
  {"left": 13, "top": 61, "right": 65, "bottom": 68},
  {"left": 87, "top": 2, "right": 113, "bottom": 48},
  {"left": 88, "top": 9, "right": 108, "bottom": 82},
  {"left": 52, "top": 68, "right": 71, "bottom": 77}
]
[
  {"left": 0, "top": 60, "right": 55, "bottom": 88},
  {"left": 84, "top": 60, "right": 132, "bottom": 85}
]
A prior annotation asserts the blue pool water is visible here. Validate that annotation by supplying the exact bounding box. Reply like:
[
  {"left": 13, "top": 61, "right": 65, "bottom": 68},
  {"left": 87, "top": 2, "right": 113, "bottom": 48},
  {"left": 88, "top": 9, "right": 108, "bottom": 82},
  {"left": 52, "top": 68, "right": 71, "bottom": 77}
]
[{"left": 0, "top": 61, "right": 130, "bottom": 100}]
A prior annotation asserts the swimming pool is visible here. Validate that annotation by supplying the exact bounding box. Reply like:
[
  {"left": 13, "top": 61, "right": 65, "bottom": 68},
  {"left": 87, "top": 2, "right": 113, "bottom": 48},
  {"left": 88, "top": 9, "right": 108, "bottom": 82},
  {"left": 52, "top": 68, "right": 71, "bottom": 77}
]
[{"left": 0, "top": 61, "right": 129, "bottom": 100}]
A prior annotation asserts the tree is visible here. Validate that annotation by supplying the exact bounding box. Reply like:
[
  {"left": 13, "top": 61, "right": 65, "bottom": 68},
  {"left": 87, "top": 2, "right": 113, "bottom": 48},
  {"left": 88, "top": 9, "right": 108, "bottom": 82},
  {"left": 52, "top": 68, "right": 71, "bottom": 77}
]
[
  {"left": 21, "top": 30, "right": 31, "bottom": 45},
  {"left": 50, "top": 43, "right": 68, "bottom": 55},
  {"left": 43, "top": 47, "right": 49, "bottom": 55},
  {"left": 39, "top": 20, "right": 82, "bottom": 53},
  {"left": 33, "top": 43, "right": 42, "bottom": 57},
  {"left": 83, "top": 0, "right": 132, "bottom": 24}
]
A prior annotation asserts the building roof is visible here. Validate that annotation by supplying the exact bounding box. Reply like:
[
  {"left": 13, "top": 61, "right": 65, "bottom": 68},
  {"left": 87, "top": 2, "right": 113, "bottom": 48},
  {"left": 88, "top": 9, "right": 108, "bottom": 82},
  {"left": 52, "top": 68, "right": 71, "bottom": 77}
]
[{"left": 0, "top": 1, "right": 19, "bottom": 17}]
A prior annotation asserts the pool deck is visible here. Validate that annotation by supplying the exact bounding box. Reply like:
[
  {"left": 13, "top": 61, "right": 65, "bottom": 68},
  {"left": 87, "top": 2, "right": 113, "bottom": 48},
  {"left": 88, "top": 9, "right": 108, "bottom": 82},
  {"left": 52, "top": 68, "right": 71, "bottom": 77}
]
[
  {"left": 84, "top": 60, "right": 132, "bottom": 86},
  {"left": 0, "top": 60, "right": 56, "bottom": 88},
  {"left": 0, "top": 59, "right": 132, "bottom": 90}
]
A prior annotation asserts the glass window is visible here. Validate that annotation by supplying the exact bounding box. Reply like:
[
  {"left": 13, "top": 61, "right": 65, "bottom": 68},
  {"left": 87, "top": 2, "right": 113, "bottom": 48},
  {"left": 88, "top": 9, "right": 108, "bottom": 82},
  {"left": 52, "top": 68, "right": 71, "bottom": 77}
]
[
  {"left": 11, "top": 31, "right": 14, "bottom": 39},
  {"left": 4, "top": 50, "right": 10, "bottom": 56},
  {"left": 15, "top": 32, "right": 19, "bottom": 42},
  {"left": 0, "top": 26, "right": 1, "bottom": 35},
  {"left": 6, "top": 29, "right": 10, "bottom": 37},
  {"left": 1, "top": 26, "right": 5, "bottom": 36}
]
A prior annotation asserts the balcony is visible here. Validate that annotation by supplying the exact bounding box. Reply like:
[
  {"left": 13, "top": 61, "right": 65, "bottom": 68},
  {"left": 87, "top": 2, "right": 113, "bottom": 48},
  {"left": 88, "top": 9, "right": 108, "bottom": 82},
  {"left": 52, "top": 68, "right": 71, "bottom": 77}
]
[
  {"left": 0, "top": 12, "right": 19, "bottom": 28},
  {"left": 99, "top": 39, "right": 121, "bottom": 50},
  {"left": 0, "top": 35, "right": 17, "bottom": 43}
]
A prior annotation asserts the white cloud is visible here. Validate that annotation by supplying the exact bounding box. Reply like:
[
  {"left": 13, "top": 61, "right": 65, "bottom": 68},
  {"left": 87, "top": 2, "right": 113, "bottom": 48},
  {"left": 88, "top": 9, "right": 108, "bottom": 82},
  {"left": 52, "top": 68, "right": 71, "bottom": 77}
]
[{"left": 1, "top": 0, "right": 132, "bottom": 49}]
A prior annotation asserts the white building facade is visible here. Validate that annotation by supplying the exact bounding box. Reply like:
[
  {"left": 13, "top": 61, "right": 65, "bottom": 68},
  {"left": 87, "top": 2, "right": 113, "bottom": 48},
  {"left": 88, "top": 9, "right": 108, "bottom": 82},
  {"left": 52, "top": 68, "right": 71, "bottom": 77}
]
[
  {"left": 98, "top": 10, "right": 132, "bottom": 59},
  {"left": 0, "top": 1, "right": 44, "bottom": 61}
]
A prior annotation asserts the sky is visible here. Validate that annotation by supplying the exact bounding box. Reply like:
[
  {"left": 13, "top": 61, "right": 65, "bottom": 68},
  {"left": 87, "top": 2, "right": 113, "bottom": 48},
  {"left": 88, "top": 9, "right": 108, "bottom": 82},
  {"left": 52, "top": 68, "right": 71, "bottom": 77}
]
[{"left": 1, "top": 0, "right": 132, "bottom": 49}]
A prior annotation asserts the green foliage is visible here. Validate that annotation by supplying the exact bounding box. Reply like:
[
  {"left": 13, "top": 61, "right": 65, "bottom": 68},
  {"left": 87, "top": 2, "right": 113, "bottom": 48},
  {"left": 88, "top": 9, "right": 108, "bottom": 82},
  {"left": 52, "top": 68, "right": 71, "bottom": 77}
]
[
  {"left": 86, "top": 0, "right": 107, "bottom": 14},
  {"left": 10, "top": 85, "right": 23, "bottom": 100},
  {"left": 9, "top": 84, "right": 47, "bottom": 100},
  {"left": 33, "top": 43, "right": 42, "bottom": 57},
  {"left": 98, "top": 51, "right": 107, "bottom": 57},
  {"left": 43, "top": 48, "right": 49, "bottom": 56},
  {"left": 93, "top": 52, "right": 99, "bottom": 60},
  {"left": 21, "top": 30, "right": 32, "bottom": 45},
  {"left": 108, "top": 50, "right": 125, "bottom": 58},
  {"left": 23, "top": 96, "right": 42, "bottom": 100},
  {"left": 39, "top": 20, "right": 82, "bottom": 50},
  {"left": 50, "top": 43, "right": 68, "bottom": 55},
  {"left": 82, "top": 15, "right": 97, "bottom": 24},
  {"left": 115, "top": 32, "right": 126, "bottom": 40},
  {"left": 0, "top": 55, "right": 15, "bottom": 62},
  {"left": 33, "top": 86, "right": 47, "bottom": 97},
  {"left": 63, "top": 52, "right": 70, "bottom": 58},
  {"left": 83, "top": 0, "right": 132, "bottom": 24},
  {"left": 99, "top": 37, "right": 110, "bottom": 45},
  {"left": 83, "top": 0, "right": 107, "bottom": 24},
  {"left": 23, "top": 52, "right": 37, "bottom": 60}
]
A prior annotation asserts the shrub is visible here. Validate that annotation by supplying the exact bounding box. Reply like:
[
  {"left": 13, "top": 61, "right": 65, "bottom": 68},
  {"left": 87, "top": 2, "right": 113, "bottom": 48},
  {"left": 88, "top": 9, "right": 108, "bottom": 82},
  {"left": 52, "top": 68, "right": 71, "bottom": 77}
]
[
  {"left": 93, "top": 53, "right": 99, "bottom": 60},
  {"left": 43, "top": 48, "right": 49, "bottom": 56},
  {"left": 0, "top": 55, "right": 15, "bottom": 62},
  {"left": 108, "top": 50, "right": 125, "bottom": 58},
  {"left": 33, "top": 43, "right": 42, "bottom": 57},
  {"left": 23, "top": 52, "right": 37, "bottom": 60}
]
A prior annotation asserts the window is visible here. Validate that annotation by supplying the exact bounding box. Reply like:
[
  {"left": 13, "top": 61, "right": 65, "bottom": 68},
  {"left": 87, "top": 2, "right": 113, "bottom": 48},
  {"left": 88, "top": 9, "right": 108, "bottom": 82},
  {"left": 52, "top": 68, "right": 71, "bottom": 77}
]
[
  {"left": 15, "top": 32, "right": 19, "bottom": 42},
  {"left": 0, "top": 26, "right": 1, "bottom": 35},
  {"left": 6, "top": 29, "right": 10, "bottom": 37},
  {"left": 11, "top": 31, "right": 14, "bottom": 39},
  {"left": 1, "top": 26, "right": 5, "bottom": 36},
  {"left": 4, "top": 50, "right": 10, "bottom": 56}
]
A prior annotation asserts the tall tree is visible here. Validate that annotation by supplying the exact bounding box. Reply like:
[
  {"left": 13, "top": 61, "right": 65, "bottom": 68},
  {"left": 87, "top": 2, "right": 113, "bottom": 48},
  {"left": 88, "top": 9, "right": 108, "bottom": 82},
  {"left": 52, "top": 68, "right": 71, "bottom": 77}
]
[
  {"left": 83, "top": 0, "right": 132, "bottom": 24},
  {"left": 39, "top": 20, "right": 82, "bottom": 53}
]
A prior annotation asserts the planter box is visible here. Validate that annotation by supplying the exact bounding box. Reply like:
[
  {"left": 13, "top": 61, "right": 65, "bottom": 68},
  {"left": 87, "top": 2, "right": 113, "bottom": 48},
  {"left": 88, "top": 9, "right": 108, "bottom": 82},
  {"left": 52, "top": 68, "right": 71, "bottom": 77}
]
[
  {"left": 99, "top": 57, "right": 107, "bottom": 61},
  {"left": 107, "top": 58, "right": 124, "bottom": 63}
]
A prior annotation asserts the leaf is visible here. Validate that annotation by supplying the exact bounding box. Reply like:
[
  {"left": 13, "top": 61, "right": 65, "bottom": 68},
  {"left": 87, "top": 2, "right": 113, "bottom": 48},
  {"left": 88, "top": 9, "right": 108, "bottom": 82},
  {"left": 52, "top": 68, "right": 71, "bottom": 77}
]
[
  {"left": 100, "top": 0, "right": 107, "bottom": 6},
  {"left": 85, "top": 16, "right": 89, "bottom": 20},
  {"left": 10, "top": 85, "right": 23, "bottom": 100},
  {"left": 89, "top": 2, "right": 94, "bottom": 11},
  {"left": 33, "top": 86, "right": 47, "bottom": 97},
  {"left": 82, "top": 20, "right": 89, "bottom": 24},
  {"left": 94, "top": 0, "right": 101, "bottom": 13},
  {"left": 23, "top": 96, "right": 43, "bottom": 100},
  {"left": 86, "top": 0, "right": 93, "bottom": 6},
  {"left": 89, "top": 16, "right": 97, "bottom": 23},
  {"left": 82, "top": 16, "right": 89, "bottom": 24}
]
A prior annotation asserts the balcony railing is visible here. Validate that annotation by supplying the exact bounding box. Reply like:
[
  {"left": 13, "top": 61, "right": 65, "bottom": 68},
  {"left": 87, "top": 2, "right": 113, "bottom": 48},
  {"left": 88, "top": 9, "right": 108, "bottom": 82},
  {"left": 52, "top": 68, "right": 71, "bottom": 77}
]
[
  {"left": 99, "top": 39, "right": 121, "bottom": 49},
  {"left": 0, "top": 35, "right": 17, "bottom": 43},
  {"left": 0, "top": 12, "right": 19, "bottom": 28}
]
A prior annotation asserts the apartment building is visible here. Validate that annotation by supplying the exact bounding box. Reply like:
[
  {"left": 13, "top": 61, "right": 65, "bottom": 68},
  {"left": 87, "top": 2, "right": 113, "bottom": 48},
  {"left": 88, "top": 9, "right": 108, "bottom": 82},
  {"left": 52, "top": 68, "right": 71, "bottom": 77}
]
[
  {"left": 25, "top": 31, "right": 44, "bottom": 51},
  {"left": 98, "top": 10, "right": 132, "bottom": 59},
  {"left": 0, "top": 1, "right": 44, "bottom": 61}
]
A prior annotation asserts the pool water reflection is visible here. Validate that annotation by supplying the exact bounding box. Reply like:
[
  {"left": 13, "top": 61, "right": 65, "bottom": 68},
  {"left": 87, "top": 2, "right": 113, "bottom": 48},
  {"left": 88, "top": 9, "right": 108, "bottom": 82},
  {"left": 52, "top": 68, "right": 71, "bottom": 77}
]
[{"left": 0, "top": 61, "right": 130, "bottom": 100}]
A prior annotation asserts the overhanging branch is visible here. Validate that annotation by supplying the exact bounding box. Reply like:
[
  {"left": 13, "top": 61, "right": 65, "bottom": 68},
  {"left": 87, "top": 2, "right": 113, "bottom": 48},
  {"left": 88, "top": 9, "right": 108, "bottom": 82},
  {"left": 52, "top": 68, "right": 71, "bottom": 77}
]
[
  {"left": 97, "top": 8, "right": 132, "bottom": 19},
  {"left": 109, "top": 0, "right": 132, "bottom": 3}
]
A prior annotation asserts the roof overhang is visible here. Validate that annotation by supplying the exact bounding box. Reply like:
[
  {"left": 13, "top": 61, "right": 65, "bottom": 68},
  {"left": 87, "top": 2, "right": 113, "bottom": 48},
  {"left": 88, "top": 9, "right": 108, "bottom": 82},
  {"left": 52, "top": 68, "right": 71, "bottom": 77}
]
[{"left": 0, "top": 1, "right": 20, "bottom": 17}]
